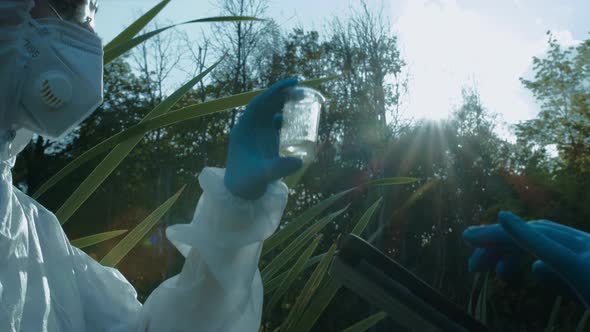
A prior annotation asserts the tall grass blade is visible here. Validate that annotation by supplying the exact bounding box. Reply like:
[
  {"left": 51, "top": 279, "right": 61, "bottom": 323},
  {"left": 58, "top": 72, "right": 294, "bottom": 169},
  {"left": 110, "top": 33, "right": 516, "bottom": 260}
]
[
  {"left": 291, "top": 279, "right": 340, "bottom": 332},
  {"left": 261, "top": 206, "right": 348, "bottom": 282},
  {"left": 70, "top": 230, "right": 127, "bottom": 249},
  {"left": 481, "top": 272, "right": 489, "bottom": 324},
  {"left": 475, "top": 272, "right": 489, "bottom": 324},
  {"left": 365, "top": 177, "right": 418, "bottom": 186},
  {"left": 264, "top": 252, "right": 327, "bottom": 295},
  {"left": 576, "top": 310, "right": 590, "bottom": 332},
  {"left": 468, "top": 273, "right": 481, "bottom": 316},
  {"left": 263, "top": 188, "right": 353, "bottom": 257},
  {"left": 544, "top": 296, "right": 562, "bottom": 332},
  {"left": 283, "top": 162, "right": 310, "bottom": 189},
  {"left": 103, "top": 0, "right": 171, "bottom": 52},
  {"left": 264, "top": 235, "right": 322, "bottom": 317},
  {"left": 351, "top": 198, "right": 383, "bottom": 237},
  {"left": 104, "top": 16, "right": 260, "bottom": 64},
  {"left": 280, "top": 242, "right": 337, "bottom": 332},
  {"left": 100, "top": 186, "right": 185, "bottom": 267}
]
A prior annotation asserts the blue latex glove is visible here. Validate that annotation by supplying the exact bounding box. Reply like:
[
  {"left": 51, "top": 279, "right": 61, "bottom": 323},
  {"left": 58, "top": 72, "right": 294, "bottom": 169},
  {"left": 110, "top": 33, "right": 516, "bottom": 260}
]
[
  {"left": 224, "top": 78, "right": 304, "bottom": 200},
  {"left": 463, "top": 211, "right": 590, "bottom": 307}
]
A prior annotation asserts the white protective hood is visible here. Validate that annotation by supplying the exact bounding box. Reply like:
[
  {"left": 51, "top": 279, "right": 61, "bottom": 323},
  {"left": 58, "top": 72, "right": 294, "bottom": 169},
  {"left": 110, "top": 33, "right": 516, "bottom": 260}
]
[{"left": 0, "top": 0, "right": 35, "bottom": 164}]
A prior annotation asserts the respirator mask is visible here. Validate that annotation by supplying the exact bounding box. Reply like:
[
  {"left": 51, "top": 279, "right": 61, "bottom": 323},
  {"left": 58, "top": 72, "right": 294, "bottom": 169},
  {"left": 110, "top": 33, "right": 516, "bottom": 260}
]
[{"left": 7, "top": 0, "right": 103, "bottom": 140}]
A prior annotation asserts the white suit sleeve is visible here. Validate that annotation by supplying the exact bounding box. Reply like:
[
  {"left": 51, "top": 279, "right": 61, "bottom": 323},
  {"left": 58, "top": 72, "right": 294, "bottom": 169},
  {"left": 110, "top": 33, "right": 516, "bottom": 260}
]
[
  {"left": 74, "top": 167, "right": 287, "bottom": 332},
  {"left": 136, "top": 167, "right": 288, "bottom": 331}
]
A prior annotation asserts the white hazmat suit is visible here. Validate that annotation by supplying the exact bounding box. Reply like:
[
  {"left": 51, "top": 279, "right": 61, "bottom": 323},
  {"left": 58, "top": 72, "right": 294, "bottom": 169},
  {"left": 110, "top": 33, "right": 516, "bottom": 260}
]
[{"left": 0, "top": 1, "right": 288, "bottom": 331}]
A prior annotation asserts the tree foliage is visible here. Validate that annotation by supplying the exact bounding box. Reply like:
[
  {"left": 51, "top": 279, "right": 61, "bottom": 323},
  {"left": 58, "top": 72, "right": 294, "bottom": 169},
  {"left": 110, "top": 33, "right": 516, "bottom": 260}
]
[{"left": 517, "top": 33, "right": 590, "bottom": 171}]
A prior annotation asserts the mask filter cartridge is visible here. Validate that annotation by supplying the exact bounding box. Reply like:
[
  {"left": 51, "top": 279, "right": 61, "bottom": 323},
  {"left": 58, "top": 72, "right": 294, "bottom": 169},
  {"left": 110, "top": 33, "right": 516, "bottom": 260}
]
[{"left": 39, "top": 71, "right": 72, "bottom": 110}]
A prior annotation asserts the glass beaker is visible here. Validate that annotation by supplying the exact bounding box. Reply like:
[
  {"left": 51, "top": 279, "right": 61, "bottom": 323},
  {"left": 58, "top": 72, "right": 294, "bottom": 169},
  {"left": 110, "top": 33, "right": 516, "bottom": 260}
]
[{"left": 279, "top": 87, "right": 325, "bottom": 163}]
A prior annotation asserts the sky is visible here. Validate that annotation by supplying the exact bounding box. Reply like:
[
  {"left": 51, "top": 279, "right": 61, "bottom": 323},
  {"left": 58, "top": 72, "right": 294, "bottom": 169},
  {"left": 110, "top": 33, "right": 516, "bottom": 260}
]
[{"left": 95, "top": 0, "right": 589, "bottom": 130}]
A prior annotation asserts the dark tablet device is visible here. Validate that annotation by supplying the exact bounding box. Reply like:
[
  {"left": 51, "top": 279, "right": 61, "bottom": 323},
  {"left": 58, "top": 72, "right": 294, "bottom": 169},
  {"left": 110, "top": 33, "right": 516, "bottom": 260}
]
[{"left": 329, "top": 234, "right": 490, "bottom": 332}]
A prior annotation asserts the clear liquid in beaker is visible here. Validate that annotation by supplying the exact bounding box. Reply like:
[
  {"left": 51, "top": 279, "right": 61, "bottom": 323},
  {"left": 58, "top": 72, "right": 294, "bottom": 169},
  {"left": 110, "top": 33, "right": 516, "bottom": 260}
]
[
  {"left": 279, "top": 140, "right": 317, "bottom": 162},
  {"left": 279, "top": 87, "right": 324, "bottom": 163}
]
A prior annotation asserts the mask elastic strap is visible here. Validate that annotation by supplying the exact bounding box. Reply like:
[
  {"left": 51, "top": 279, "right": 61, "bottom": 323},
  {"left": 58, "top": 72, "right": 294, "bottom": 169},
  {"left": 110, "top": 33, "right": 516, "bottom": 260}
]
[{"left": 44, "top": 0, "right": 64, "bottom": 21}]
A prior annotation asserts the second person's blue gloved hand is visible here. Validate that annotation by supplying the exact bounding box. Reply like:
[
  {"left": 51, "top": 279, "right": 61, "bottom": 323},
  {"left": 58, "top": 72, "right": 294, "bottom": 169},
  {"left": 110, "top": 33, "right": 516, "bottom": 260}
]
[
  {"left": 463, "top": 211, "right": 590, "bottom": 307},
  {"left": 224, "top": 78, "right": 303, "bottom": 200}
]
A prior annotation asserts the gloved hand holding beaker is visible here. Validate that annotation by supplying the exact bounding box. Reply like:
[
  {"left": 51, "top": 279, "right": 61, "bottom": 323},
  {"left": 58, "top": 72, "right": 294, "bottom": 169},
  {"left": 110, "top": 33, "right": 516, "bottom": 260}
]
[{"left": 224, "top": 78, "right": 305, "bottom": 200}]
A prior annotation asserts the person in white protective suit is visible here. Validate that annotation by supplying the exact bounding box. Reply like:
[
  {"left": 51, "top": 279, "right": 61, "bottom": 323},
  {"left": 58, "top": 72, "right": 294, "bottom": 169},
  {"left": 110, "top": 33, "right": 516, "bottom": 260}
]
[{"left": 0, "top": 0, "right": 303, "bottom": 331}]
